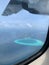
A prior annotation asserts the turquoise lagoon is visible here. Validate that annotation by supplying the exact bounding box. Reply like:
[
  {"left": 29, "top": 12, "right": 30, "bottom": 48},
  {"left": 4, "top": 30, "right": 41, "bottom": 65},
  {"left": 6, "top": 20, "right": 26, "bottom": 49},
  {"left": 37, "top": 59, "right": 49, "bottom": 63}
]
[{"left": 14, "top": 38, "right": 44, "bottom": 46}]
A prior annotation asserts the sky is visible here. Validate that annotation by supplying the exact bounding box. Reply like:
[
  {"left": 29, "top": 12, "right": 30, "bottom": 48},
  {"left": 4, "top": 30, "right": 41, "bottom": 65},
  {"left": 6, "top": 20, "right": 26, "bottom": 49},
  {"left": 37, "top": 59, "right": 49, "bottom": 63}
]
[
  {"left": 0, "top": 0, "right": 10, "bottom": 15},
  {"left": 0, "top": 0, "right": 49, "bottom": 31}
]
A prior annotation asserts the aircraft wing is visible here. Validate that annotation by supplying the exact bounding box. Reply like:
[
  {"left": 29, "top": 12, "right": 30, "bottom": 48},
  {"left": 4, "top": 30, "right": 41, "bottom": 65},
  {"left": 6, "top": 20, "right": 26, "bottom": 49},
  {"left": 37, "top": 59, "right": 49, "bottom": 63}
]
[{"left": 2, "top": 0, "right": 22, "bottom": 16}]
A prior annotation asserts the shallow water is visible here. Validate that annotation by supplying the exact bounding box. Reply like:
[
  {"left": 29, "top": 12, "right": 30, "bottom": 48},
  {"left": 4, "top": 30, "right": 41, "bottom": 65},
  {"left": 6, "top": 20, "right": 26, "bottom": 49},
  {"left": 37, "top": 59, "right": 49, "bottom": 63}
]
[{"left": 14, "top": 38, "right": 44, "bottom": 46}]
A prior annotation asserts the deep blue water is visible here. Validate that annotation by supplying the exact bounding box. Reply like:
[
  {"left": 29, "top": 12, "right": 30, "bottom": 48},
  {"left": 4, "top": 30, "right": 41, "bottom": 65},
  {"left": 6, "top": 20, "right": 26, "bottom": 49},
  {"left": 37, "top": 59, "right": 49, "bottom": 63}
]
[{"left": 0, "top": 29, "right": 47, "bottom": 65}]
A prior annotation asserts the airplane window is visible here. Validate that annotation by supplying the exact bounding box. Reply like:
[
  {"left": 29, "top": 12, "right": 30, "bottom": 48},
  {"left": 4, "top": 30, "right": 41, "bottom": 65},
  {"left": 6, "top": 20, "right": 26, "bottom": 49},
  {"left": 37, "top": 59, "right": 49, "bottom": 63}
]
[{"left": 0, "top": 0, "right": 49, "bottom": 65}]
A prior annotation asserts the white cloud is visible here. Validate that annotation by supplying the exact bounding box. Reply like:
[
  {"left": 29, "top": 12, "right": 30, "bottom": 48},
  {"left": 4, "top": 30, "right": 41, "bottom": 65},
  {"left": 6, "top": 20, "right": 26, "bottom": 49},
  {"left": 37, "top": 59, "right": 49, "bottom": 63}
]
[
  {"left": 0, "top": 9, "right": 49, "bottom": 30},
  {"left": 26, "top": 23, "right": 33, "bottom": 28}
]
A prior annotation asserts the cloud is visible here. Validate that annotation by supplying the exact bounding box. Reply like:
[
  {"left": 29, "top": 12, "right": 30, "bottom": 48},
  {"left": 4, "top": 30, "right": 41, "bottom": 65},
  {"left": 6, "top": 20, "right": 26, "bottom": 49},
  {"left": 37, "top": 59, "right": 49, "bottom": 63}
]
[{"left": 0, "top": 9, "right": 49, "bottom": 30}]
